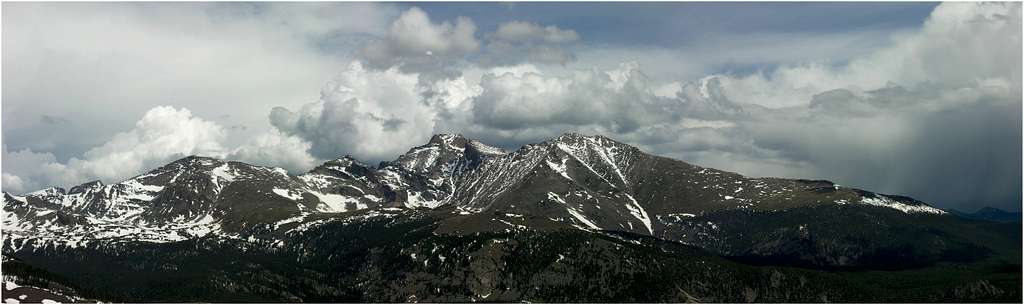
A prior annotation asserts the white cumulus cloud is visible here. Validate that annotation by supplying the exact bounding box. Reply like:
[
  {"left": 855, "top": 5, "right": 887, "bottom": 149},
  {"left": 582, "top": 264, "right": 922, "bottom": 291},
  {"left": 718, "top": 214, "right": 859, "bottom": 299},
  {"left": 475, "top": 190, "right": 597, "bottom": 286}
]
[
  {"left": 714, "top": 2, "right": 1021, "bottom": 108},
  {"left": 2, "top": 106, "right": 230, "bottom": 193},
  {"left": 228, "top": 130, "right": 318, "bottom": 173},
  {"left": 269, "top": 62, "right": 437, "bottom": 162},
  {"left": 359, "top": 7, "right": 479, "bottom": 74}
]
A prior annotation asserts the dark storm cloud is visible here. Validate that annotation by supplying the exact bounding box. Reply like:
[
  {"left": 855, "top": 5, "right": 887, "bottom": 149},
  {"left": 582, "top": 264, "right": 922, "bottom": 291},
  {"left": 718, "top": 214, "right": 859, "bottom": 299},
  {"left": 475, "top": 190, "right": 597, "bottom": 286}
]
[
  {"left": 39, "top": 115, "right": 70, "bottom": 125},
  {"left": 734, "top": 88, "right": 1021, "bottom": 212}
]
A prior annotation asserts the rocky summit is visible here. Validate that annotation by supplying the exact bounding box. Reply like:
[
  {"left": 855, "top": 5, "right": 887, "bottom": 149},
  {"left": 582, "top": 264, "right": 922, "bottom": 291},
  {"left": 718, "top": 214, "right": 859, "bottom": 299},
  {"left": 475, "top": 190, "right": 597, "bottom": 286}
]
[{"left": 2, "top": 133, "right": 1020, "bottom": 302}]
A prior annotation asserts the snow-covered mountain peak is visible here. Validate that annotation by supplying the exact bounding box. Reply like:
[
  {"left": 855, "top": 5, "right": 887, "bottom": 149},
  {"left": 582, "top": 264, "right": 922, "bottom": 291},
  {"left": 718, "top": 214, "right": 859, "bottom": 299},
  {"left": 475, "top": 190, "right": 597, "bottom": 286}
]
[
  {"left": 427, "top": 133, "right": 469, "bottom": 151},
  {"left": 68, "top": 180, "right": 104, "bottom": 194},
  {"left": 25, "top": 187, "right": 66, "bottom": 198},
  {"left": 388, "top": 134, "right": 481, "bottom": 174},
  {"left": 307, "top": 156, "right": 375, "bottom": 183},
  {"left": 315, "top": 155, "right": 370, "bottom": 171},
  {"left": 541, "top": 133, "right": 640, "bottom": 187},
  {"left": 548, "top": 132, "right": 622, "bottom": 147},
  {"left": 329, "top": 155, "right": 364, "bottom": 165},
  {"left": 465, "top": 140, "right": 507, "bottom": 156},
  {"left": 550, "top": 132, "right": 591, "bottom": 143},
  {"left": 169, "top": 155, "right": 223, "bottom": 167}
]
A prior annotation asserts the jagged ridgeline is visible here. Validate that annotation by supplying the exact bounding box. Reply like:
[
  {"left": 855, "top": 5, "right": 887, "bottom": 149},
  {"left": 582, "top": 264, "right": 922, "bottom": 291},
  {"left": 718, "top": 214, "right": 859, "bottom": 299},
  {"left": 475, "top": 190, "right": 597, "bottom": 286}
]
[{"left": 2, "top": 133, "right": 1020, "bottom": 302}]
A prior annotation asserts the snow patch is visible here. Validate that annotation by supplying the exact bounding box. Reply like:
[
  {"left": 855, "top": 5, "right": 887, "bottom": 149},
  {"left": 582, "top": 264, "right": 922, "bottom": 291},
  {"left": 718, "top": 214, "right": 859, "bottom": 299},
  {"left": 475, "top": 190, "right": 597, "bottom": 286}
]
[
  {"left": 545, "top": 158, "right": 573, "bottom": 181},
  {"left": 546, "top": 192, "right": 566, "bottom": 204},
  {"left": 308, "top": 191, "right": 361, "bottom": 213},
  {"left": 468, "top": 141, "right": 506, "bottom": 155},
  {"left": 274, "top": 214, "right": 306, "bottom": 228},
  {"left": 859, "top": 195, "right": 946, "bottom": 214},
  {"left": 404, "top": 191, "right": 443, "bottom": 209},
  {"left": 210, "top": 164, "right": 236, "bottom": 182},
  {"left": 272, "top": 188, "right": 303, "bottom": 201},
  {"left": 623, "top": 194, "right": 653, "bottom": 234},
  {"left": 550, "top": 192, "right": 600, "bottom": 230}
]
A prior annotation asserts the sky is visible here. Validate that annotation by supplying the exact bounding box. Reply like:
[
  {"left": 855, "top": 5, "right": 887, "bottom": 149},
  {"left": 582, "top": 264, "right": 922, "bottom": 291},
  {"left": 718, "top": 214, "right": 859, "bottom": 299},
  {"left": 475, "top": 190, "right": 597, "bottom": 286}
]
[{"left": 2, "top": 2, "right": 1021, "bottom": 212}]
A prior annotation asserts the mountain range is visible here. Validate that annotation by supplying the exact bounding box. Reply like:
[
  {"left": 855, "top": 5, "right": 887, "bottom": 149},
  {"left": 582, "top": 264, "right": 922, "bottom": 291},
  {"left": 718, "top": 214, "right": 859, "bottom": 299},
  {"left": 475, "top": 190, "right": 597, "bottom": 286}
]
[
  {"left": 950, "top": 207, "right": 1022, "bottom": 223},
  {"left": 2, "top": 133, "right": 1020, "bottom": 302}
]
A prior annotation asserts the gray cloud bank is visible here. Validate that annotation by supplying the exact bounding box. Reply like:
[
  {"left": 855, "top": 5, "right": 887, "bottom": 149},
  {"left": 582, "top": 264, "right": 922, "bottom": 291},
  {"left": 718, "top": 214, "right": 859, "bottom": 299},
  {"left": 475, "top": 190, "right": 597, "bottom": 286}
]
[{"left": 3, "top": 3, "right": 1020, "bottom": 212}]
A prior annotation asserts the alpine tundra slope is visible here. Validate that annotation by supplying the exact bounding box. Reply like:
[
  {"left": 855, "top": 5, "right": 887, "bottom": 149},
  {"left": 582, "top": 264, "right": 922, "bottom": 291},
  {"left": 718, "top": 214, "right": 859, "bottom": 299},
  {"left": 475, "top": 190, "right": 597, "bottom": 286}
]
[{"left": 2, "top": 133, "right": 1020, "bottom": 302}]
